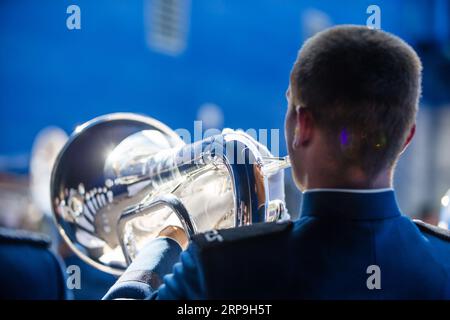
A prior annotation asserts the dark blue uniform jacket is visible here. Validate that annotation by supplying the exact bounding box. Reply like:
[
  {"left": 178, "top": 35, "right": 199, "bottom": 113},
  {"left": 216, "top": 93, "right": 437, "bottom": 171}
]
[
  {"left": 0, "top": 228, "right": 67, "bottom": 299},
  {"left": 104, "top": 190, "right": 450, "bottom": 299}
]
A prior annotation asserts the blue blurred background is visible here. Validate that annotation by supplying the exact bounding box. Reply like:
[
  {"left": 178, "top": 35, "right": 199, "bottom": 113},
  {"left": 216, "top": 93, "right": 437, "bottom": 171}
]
[
  {"left": 1, "top": 0, "right": 448, "bottom": 167},
  {"left": 1, "top": 0, "right": 450, "bottom": 298}
]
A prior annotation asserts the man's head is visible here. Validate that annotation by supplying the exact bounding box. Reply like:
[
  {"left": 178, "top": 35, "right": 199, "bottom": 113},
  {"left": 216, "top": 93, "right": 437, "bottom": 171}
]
[{"left": 285, "top": 25, "right": 422, "bottom": 190}]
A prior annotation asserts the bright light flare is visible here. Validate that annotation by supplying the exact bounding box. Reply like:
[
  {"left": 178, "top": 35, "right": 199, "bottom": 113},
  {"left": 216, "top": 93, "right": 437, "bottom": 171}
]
[{"left": 441, "top": 195, "right": 449, "bottom": 207}]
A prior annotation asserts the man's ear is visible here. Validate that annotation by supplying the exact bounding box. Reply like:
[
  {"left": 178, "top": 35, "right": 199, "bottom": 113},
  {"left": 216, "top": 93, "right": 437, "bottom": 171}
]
[
  {"left": 400, "top": 124, "right": 416, "bottom": 154},
  {"left": 293, "top": 107, "right": 314, "bottom": 149}
]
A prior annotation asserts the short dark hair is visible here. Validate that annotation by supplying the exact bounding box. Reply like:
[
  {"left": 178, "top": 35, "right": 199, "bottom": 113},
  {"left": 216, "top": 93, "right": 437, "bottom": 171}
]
[{"left": 291, "top": 25, "right": 422, "bottom": 176}]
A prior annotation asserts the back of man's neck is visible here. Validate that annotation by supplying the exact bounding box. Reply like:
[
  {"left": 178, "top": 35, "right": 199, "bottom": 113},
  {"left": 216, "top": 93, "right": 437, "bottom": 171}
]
[{"left": 303, "top": 168, "right": 393, "bottom": 191}]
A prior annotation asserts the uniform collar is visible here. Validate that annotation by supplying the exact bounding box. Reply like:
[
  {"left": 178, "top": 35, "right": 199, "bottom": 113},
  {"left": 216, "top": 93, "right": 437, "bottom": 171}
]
[{"left": 300, "top": 188, "right": 402, "bottom": 220}]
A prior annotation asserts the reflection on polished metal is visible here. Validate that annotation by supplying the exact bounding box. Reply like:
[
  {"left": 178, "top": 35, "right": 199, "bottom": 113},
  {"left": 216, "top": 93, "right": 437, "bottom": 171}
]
[{"left": 51, "top": 113, "right": 290, "bottom": 274}]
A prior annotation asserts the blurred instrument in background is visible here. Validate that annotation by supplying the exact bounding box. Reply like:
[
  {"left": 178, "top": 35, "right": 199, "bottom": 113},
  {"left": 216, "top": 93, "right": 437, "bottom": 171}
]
[
  {"left": 30, "top": 127, "right": 68, "bottom": 218},
  {"left": 439, "top": 189, "right": 450, "bottom": 229}
]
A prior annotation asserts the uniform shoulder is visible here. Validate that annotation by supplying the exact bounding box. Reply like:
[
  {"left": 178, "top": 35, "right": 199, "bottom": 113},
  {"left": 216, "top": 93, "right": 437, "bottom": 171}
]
[
  {"left": 413, "top": 219, "right": 450, "bottom": 242},
  {"left": 0, "top": 227, "right": 51, "bottom": 249},
  {"left": 191, "top": 220, "right": 293, "bottom": 250}
]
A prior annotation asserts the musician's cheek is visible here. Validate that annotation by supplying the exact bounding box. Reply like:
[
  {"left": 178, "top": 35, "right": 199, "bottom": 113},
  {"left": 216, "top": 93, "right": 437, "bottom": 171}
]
[{"left": 285, "top": 107, "right": 296, "bottom": 155}]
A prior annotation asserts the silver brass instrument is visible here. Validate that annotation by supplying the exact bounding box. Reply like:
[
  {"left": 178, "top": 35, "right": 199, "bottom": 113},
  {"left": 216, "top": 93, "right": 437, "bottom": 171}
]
[{"left": 51, "top": 113, "right": 290, "bottom": 275}]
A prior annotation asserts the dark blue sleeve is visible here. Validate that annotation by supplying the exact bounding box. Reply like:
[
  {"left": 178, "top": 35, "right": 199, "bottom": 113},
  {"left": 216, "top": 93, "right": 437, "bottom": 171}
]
[{"left": 103, "top": 238, "right": 205, "bottom": 300}]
